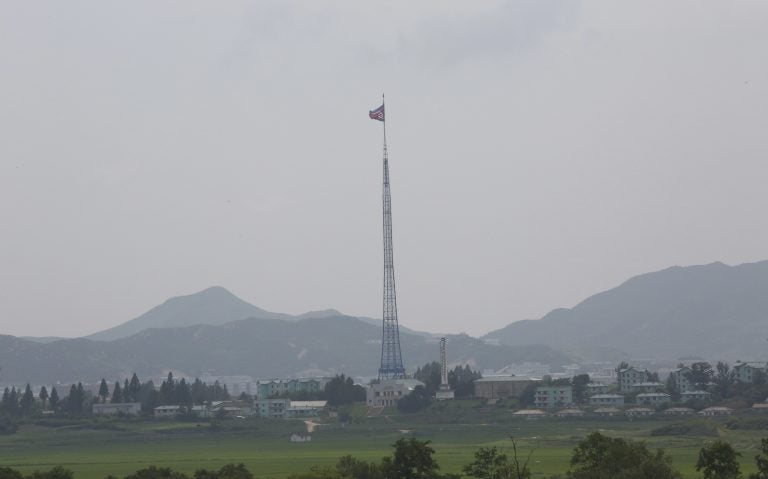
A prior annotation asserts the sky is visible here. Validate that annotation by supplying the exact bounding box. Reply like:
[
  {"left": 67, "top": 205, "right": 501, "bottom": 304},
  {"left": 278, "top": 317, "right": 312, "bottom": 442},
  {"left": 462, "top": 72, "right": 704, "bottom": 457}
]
[{"left": 1, "top": 1, "right": 767, "bottom": 338}]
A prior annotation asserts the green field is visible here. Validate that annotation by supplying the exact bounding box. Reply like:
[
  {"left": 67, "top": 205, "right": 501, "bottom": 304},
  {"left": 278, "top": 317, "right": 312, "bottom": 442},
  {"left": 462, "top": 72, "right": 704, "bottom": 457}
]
[{"left": 0, "top": 404, "right": 765, "bottom": 478}]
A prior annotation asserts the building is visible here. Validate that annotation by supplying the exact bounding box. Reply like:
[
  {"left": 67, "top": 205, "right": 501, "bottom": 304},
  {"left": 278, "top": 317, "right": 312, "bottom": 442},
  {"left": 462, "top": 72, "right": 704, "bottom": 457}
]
[
  {"left": 535, "top": 385, "right": 573, "bottom": 409},
  {"left": 254, "top": 398, "right": 291, "bottom": 418},
  {"left": 589, "top": 394, "right": 625, "bottom": 406},
  {"left": 290, "top": 434, "right": 312, "bottom": 442},
  {"left": 680, "top": 390, "right": 712, "bottom": 402},
  {"left": 625, "top": 407, "right": 655, "bottom": 418},
  {"left": 617, "top": 367, "right": 649, "bottom": 392},
  {"left": 285, "top": 401, "right": 327, "bottom": 418},
  {"left": 473, "top": 376, "right": 540, "bottom": 400},
  {"left": 734, "top": 362, "right": 767, "bottom": 384},
  {"left": 630, "top": 382, "right": 665, "bottom": 393},
  {"left": 555, "top": 408, "right": 585, "bottom": 418},
  {"left": 366, "top": 379, "right": 424, "bottom": 407},
  {"left": 664, "top": 407, "right": 695, "bottom": 416},
  {"left": 92, "top": 402, "right": 141, "bottom": 416},
  {"left": 593, "top": 407, "right": 622, "bottom": 417},
  {"left": 668, "top": 367, "right": 693, "bottom": 392},
  {"left": 752, "top": 402, "right": 768, "bottom": 412},
  {"left": 512, "top": 409, "right": 547, "bottom": 419},
  {"left": 699, "top": 406, "right": 733, "bottom": 417},
  {"left": 636, "top": 393, "right": 671, "bottom": 406},
  {"left": 154, "top": 405, "right": 181, "bottom": 418},
  {"left": 255, "top": 378, "right": 329, "bottom": 399},
  {"left": 586, "top": 383, "right": 609, "bottom": 396}
]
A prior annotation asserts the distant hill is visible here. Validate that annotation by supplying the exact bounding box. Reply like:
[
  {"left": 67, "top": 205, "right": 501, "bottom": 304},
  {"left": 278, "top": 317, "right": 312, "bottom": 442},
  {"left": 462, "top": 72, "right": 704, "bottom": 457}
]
[
  {"left": 87, "top": 286, "right": 291, "bottom": 341},
  {"left": 0, "top": 316, "right": 573, "bottom": 384},
  {"left": 85, "top": 286, "right": 431, "bottom": 341},
  {"left": 483, "top": 261, "right": 768, "bottom": 360}
]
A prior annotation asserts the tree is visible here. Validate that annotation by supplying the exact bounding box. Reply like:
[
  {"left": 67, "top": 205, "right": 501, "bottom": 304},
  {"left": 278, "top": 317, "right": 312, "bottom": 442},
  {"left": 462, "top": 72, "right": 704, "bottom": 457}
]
[
  {"left": 383, "top": 438, "right": 440, "bottom": 479},
  {"left": 615, "top": 362, "right": 630, "bottom": 374},
  {"left": 448, "top": 365, "right": 482, "bottom": 399},
  {"left": 26, "top": 466, "right": 74, "bottom": 479},
  {"left": 696, "top": 440, "right": 742, "bottom": 479},
  {"left": 749, "top": 438, "right": 768, "bottom": 479},
  {"left": 336, "top": 456, "right": 383, "bottom": 479},
  {"left": 0, "top": 467, "right": 23, "bottom": 479},
  {"left": 194, "top": 463, "right": 254, "bottom": 479},
  {"left": 112, "top": 381, "right": 125, "bottom": 403},
  {"left": 325, "top": 375, "right": 365, "bottom": 406},
  {"left": 19, "top": 384, "right": 35, "bottom": 416},
  {"left": 397, "top": 386, "right": 431, "bottom": 413},
  {"left": 714, "top": 362, "right": 736, "bottom": 399},
  {"left": 129, "top": 373, "right": 142, "bottom": 401},
  {"left": 48, "top": 387, "right": 59, "bottom": 411},
  {"left": 39, "top": 386, "right": 49, "bottom": 410},
  {"left": 567, "top": 432, "right": 682, "bottom": 479},
  {"left": 124, "top": 466, "right": 188, "bottom": 479},
  {"left": 463, "top": 447, "right": 509, "bottom": 479},
  {"left": 571, "top": 375, "right": 591, "bottom": 404},
  {"left": 686, "top": 362, "right": 714, "bottom": 390},
  {"left": 414, "top": 363, "right": 443, "bottom": 396},
  {"left": 98, "top": 379, "right": 110, "bottom": 403}
]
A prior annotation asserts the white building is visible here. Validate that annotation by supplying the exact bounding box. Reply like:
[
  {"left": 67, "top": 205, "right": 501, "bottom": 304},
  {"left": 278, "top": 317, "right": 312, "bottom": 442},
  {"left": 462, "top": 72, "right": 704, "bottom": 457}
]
[
  {"left": 154, "top": 405, "right": 181, "bottom": 417},
  {"left": 366, "top": 379, "right": 424, "bottom": 407},
  {"left": 681, "top": 390, "right": 712, "bottom": 402},
  {"left": 92, "top": 402, "right": 142, "bottom": 416},
  {"left": 617, "top": 367, "right": 649, "bottom": 392},
  {"left": 589, "top": 394, "right": 625, "bottom": 406},
  {"left": 636, "top": 392, "right": 671, "bottom": 406}
]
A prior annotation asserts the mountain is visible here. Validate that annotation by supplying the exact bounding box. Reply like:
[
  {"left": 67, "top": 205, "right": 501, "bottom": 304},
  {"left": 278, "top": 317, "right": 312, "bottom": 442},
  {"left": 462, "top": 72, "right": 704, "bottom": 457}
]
[
  {"left": 0, "top": 316, "right": 573, "bottom": 384},
  {"left": 483, "top": 261, "right": 768, "bottom": 360},
  {"left": 86, "top": 286, "right": 292, "bottom": 341}
]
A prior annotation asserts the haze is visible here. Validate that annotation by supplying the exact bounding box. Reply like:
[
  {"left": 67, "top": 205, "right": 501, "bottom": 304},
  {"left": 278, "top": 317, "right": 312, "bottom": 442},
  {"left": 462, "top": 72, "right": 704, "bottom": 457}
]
[{"left": 1, "top": 1, "right": 767, "bottom": 339}]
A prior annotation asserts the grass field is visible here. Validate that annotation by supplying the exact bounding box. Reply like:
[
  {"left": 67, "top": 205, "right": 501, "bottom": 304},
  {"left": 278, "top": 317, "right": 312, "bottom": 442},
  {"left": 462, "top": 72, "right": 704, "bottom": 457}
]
[{"left": 0, "top": 403, "right": 765, "bottom": 478}]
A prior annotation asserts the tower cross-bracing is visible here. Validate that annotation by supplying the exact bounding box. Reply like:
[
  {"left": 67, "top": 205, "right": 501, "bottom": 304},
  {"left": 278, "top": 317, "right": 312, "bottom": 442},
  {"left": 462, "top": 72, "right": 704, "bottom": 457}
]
[{"left": 370, "top": 97, "right": 406, "bottom": 380}]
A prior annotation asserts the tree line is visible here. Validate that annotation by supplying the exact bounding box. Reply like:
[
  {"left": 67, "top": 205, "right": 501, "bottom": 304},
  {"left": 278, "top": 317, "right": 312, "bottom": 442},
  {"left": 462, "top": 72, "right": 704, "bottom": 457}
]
[
  {"left": 398, "top": 363, "right": 482, "bottom": 413},
  {"left": 0, "top": 372, "right": 231, "bottom": 418}
]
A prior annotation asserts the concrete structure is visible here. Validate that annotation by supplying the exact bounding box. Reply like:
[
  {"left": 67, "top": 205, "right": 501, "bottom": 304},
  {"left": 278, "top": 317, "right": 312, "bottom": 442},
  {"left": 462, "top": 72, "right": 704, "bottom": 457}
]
[
  {"left": 512, "top": 409, "right": 547, "bottom": 419},
  {"left": 255, "top": 398, "right": 291, "bottom": 418},
  {"left": 734, "top": 362, "right": 767, "bottom": 384},
  {"left": 366, "top": 379, "right": 424, "bottom": 407},
  {"left": 154, "top": 405, "right": 181, "bottom": 417},
  {"left": 625, "top": 407, "right": 654, "bottom": 417},
  {"left": 630, "top": 382, "right": 665, "bottom": 393},
  {"left": 586, "top": 383, "right": 609, "bottom": 395},
  {"left": 435, "top": 338, "right": 454, "bottom": 401},
  {"left": 286, "top": 400, "right": 327, "bottom": 418},
  {"left": 290, "top": 434, "right": 312, "bottom": 442},
  {"left": 752, "top": 402, "right": 768, "bottom": 412},
  {"left": 680, "top": 390, "right": 712, "bottom": 402},
  {"left": 593, "top": 407, "right": 622, "bottom": 417},
  {"left": 92, "top": 402, "right": 141, "bottom": 416},
  {"left": 664, "top": 407, "right": 695, "bottom": 416},
  {"left": 589, "top": 394, "right": 625, "bottom": 406},
  {"left": 636, "top": 392, "right": 671, "bottom": 406},
  {"left": 535, "top": 385, "right": 573, "bottom": 409},
  {"left": 617, "top": 367, "right": 649, "bottom": 392},
  {"left": 555, "top": 408, "right": 585, "bottom": 418},
  {"left": 473, "top": 376, "right": 540, "bottom": 400},
  {"left": 255, "top": 378, "right": 329, "bottom": 399},
  {"left": 699, "top": 406, "right": 733, "bottom": 417},
  {"left": 668, "top": 367, "right": 693, "bottom": 392}
]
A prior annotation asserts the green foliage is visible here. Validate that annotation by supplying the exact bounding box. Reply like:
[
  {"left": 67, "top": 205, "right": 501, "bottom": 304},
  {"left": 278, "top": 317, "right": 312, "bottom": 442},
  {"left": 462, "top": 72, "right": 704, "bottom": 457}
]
[
  {"left": 567, "top": 432, "right": 682, "bottom": 479},
  {"left": 696, "top": 440, "right": 742, "bottom": 479},
  {"left": 448, "top": 365, "right": 482, "bottom": 399},
  {"left": 26, "top": 466, "right": 75, "bottom": 479},
  {"left": 414, "top": 363, "right": 443, "bottom": 396},
  {"left": 124, "top": 466, "right": 189, "bottom": 479},
  {"left": 397, "top": 386, "right": 431, "bottom": 413},
  {"left": 384, "top": 438, "right": 441, "bottom": 479},
  {"left": 463, "top": 446, "right": 509, "bottom": 479},
  {"left": 324, "top": 375, "right": 365, "bottom": 407},
  {"left": 749, "top": 437, "right": 768, "bottom": 479},
  {"left": 686, "top": 362, "right": 714, "bottom": 390},
  {"left": 0, "top": 467, "right": 23, "bottom": 479},
  {"left": 650, "top": 420, "right": 718, "bottom": 437},
  {"left": 336, "top": 455, "right": 383, "bottom": 479},
  {"left": 193, "top": 463, "right": 253, "bottom": 479}
]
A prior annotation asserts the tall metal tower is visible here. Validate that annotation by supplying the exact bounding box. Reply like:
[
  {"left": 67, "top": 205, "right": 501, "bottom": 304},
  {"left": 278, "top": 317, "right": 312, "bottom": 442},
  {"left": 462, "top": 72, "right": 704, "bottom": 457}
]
[{"left": 369, "top": 97, "right": 406, "bottom": 380}]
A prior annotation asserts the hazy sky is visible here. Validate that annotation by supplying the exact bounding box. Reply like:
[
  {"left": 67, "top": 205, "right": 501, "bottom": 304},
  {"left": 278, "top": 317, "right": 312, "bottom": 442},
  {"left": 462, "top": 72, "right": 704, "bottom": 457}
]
[{"left": 1, "top": 1, "right": 767, "bottom": 338}]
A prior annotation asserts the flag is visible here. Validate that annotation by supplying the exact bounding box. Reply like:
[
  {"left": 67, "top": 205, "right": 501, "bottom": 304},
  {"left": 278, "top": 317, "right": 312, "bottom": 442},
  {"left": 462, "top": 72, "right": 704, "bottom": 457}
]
[{"left": 369, "top": 104, "right": 385, "bottom": 122}]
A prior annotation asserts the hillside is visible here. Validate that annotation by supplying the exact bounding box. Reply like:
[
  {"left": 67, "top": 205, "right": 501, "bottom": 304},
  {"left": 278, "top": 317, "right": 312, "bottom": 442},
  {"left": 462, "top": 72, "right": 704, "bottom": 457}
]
[
  {"left": 484, "top": 261, "right": 768, "bottom": 360},
  {"left": 86, "top": 286, "right": 292, "bottom": 341},
  {"left": 0, "top": 316, "right": 572, "bottom": 384}
]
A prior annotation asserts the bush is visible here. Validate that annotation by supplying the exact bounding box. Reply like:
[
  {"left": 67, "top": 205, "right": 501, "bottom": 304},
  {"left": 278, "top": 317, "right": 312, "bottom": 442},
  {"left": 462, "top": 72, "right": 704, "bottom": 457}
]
[
  {"left": 651, "top": 421, "right": 718, "bottom": 437},
  {"left": 0, "top": 415, "right": 18, "bottom": 435}
]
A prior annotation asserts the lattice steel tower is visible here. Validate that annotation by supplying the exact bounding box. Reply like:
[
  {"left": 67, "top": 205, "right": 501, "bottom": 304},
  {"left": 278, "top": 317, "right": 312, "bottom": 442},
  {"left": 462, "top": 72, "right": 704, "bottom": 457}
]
[{"left": 370, "top": 96, "right": 406, "bottom": 380}]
